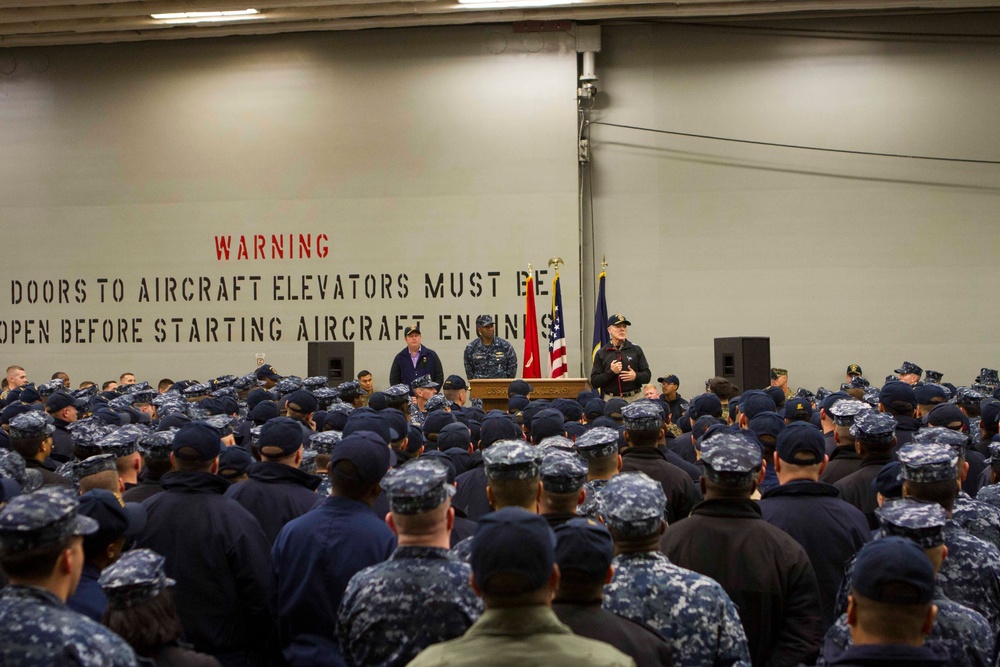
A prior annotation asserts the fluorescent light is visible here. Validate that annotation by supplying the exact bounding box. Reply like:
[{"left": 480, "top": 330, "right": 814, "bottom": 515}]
[
  {"left": 151, "top": 8, "right": 263, "bottom": 23},
  {"left": 457, "top": 0, "right": 577, "bottom": 6}
]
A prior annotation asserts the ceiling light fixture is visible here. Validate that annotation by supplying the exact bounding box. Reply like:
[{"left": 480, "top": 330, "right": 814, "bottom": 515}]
[{"left": 151, "top": 8, "right": 263, "bottom": 24}]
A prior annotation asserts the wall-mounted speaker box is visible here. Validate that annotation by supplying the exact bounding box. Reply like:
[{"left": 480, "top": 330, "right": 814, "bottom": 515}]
[
  {"left": 307, "top": 342, "right": 355, "bottom": 387},
  {"left": 714, "top": 337, "right": 771, "bottom": 392}
]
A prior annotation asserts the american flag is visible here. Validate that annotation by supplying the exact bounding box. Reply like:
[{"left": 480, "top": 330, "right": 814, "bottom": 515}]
[{"left": 549, "top": 270, "right": 568, "bottom": 378}]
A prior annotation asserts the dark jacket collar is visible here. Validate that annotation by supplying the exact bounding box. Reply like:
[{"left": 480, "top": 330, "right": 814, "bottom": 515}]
[
  {"left": 621, "top": 446, "right": 666, "bottom": 461},
  {"left": 248, "top": 460, "right": 321, "bottom": 490},
  {"left": 160, "top": 470, "right": 231, "bottom": 495},
  {"left": 829, "top": 445, "right": 861, "bottom": 461},
  {"left": 760, "top": 479, "right": 839, "bottom": 499},
  {"left": 691, "top": 497, "right": 762, "bottom": 519}
]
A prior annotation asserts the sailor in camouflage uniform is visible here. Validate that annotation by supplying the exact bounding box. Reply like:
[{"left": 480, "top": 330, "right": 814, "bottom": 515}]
[
  {"left": 337, "top": 459, "right": 481, "bottom": 667},
  {"left": 464, "top": 315, "right": 518, "bottom": 379},
  {"left": 308, "top": 430, "right": 342, "bottom": 497},
  {"left": 538, "top": 449, "right": 589, "bottom": 528},
  {"left": 914, "top": 427, "right": 1000, "bottom": 550},
  {"left": 575, "top": 426, "right": 621, "bottom": 521},
  {"left": 0, "top": 486, "right": 138, "bottom": 666},
  {"left": 450, "top": 441, "right": 543, "bottom": 563},
  {"left": 836, "top": 442, "right": 1000, "bottom": 634},
  {"left": 955, "top": 387, "right": 985, "bottom": 450},
  {"left": 819, "top": 498, "right": 994, "bottom": 667},
  {"left": 601, "top": 472, "right": 752, "bottom": 667},
  {"left": 408, "top": 375, "right": 440, "bottom": 428}
]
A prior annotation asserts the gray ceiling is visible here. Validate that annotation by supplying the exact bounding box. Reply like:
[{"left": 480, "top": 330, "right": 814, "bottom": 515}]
[{"left": 0, "top": 0, "right": 998, "bottom": 47}]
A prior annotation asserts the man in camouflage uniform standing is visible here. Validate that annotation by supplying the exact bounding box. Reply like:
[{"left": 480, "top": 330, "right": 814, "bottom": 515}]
[
  {"left": 0, "top": 487, "right": 138, "bottom": 666},
  {"left": 602, "top": 472, "right": 752, "bottom": 667},
  {"left": 819, "top": 498, "right": 993, "bottom": 667},
  {"left": 464, "top": 315, "right": 518, "bottom": 379},
  {"left": 337, "top": 459, "right": 481, "bottom": 666}
]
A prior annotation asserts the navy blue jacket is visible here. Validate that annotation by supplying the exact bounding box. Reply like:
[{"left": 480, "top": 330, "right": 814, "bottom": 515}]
[
  {"left": 225, "top": 461, "right": 320, "bottom": 544},
  {"left": 271, "top": 494, "right": 396, "bottom": 667},
  {"left": 388, "top": 345, "right": 444, "bottom": 387},
  {"left": 66, "top": 562, "right": 106, "bottom": 622},
  {"left": 759, "top": 479, "right": 871, "bottom": 632},
  {"left": 133, "top": 471, "right": 273, "bottom": 660},
  {"left": 452, "top": 466, "right": 491, "bottom": 521},
  {"left": 825, "top": 643, "right": 949, "bottom": 666}
]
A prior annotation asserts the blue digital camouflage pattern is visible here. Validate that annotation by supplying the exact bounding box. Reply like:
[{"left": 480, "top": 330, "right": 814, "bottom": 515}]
[
  {"left": 955, "top": 387, "right": 985, "bottom": 407},
  {"left": 151, "top": 395, "right": 187, "bottom": 418},
  {"left": 895, "top": 361, "right": 923, "bottom": 376},
  {"left": 847, "top": 411, "right": 896, "bottom": 445},
  {"left": 978, "top": 368, "right": 999, "bottom": 387},
  {"left": 0, "top": 449, "right": 29, "bottom": 487},
  {"left": 835, "top": 521, "right": 1000, "bottom": 634},
  {"left": 977, "top": 484, "right": 1000, "bottom": 512},
  {"left": 540, "top": 449, "right": 588, "bottom": 493},
  {"left": 912, "top": 426, "right": 970, "bottom": 453},
  {"left": 575, "top": 427, "right": 620, "bottom": 459},
  {"left": 449, "top": 535, "right": 473, "bottom": 563},
  {"left": 137, "top": 429, "right": 177, "bottom": 459},
  {"left": 56, "top": 454, "right": 117, "bottom": 485},
  {"left": 384, "top": 384, "right": 411, "bottom": 402},
  {"left": 338, "top": 381, "right": 364, "bottom": 401},
  {"left": 952, "top": 491, "right": 1000, "bottom": 551},
  {"left": 381, "top": 459, "right": 454, "bottom": 514},
  {"left": 302, "top": 376, "right": 328, "bottom": 389},
  {"left": 463, "top": 336, "right": 518, "bottom": 379},
  {"left": 896, "top": 443, "right": 959, "bottom": 483},
  {"left": 482, "top": 441, "right": 542, "bottom": 481},
  {"left": 233, "top": 373, "right": 260, "bottom": 390},
  {"left": 876, "top": 498, "right": 947, "bottom": 548},
  {"left": 316, "top": 476, "right": 332, "bottom": 497},
  {"left": 99, "top": 547, "right": 176, "bottom": 610},
  {"left": 818, "top": 595, "right": 993, "bottom": 667},
  {"left": 337, "top": 545, "right": 482, "bottom": 667},
  {"left": 537, "top": 436, "right": 576, "bottom": 454},
  {"left": 38, "top": 378, "right": 67, "bottom": 397},
  {"left": 300, "top": 450, "right": 318, "bottom": 474},
  {"left": 700, "top": 432, "right": 761, "bottom": 486},
  {"left": 411, "top": 375, "right": 439, "bottom": 390},
  {"left": 828, "top": 399, "right": 872, "bottom": 425},
  {"left": 408, "top": 401, "right": 427, "bottom": 428},
  {"left": 0, "top": 486, "right": 98, "bottom": 552},
  {"left": 69, "top": 418, "right": 117, "bottom": 456},
  {"left": 601, "top": 472, "right": 667, "bottom": 538},
  {"left": 273, "top": 376, "right": 304, "bottom": 396},
  {"left": 604, "top": 550, "right": 751, "bottom": 667},
  {"left": 181, "top": 382, "right": 212, "bottom": 397},
  {"left": 9, "top": 412, "right": 55, "bottom": 439},
  {"left": 201, "top": 414, "right": 234, "bottom": 436},
  {"left": 424, "top": 394, "right": 453, "bottom": 414},
  {"left": 313, "top": 387, "right": 340, "bottom": 409},
  {"left": 622, "top": 402, "right": 662, "bottom": 431},
  {"left": 578, "top": 478, "right": 609, "bottom": 521},
  {"left": 308, "top": 430, "right": 342, "bottom": 454},
  {"left": 924, "top": 370, "right": 944, "bottom": 384},
  {"left": 0, "top": 585, "right": 138, "bottom": 666},
  {"left": 96, "top": 424, "right": 147, "bottom": 457}
]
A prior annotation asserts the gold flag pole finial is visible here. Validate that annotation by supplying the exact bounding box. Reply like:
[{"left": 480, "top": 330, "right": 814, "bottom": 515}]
[
  {"left": 601, "top": 255, "right": 608, "bottom": 271},
  {"left": 548, "top": 257, "right": 564, "bottom": 272},
  {"left": 527, "top": 262, "right": 533, "bottom": 273}
]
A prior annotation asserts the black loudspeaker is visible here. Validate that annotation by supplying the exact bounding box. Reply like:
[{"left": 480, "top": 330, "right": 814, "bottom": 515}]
[
  {"left": 307, "top": 342, "right": 354, "bottom": 387},
  {"left": 714, "top": 337, "right": 771, "bottom": 392}
]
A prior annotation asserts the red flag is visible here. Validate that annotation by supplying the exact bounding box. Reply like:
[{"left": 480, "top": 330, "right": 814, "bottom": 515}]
[{"left": 522, "top": 272, "right": 541, "bottom": 379}]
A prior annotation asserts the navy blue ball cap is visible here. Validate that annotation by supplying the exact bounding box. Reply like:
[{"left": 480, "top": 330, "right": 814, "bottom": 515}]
[
  {"left": 507, "top": 380, "right": 534, "bottom": 397},
  {"left": 879, "top": 381, "right": 917, "bottom": 408},
  {"left": 479, "top": 414, "right": 523, "bottom": 449},
  {"left": 776, "top": 421, "right": 825, "bottom": 465},
  {"left": 554, "top": 517, "right": 614, "bottom": 581},
  {"left": 258, "top": 416, "right": 305, "bottom": 457},
  {"left": 329, "top": 432, "right": 391, "bottom": 486},
  {"left": 285, "top": 389, "right": 318, "bottom": 415},
  {"left": 471, "top": 507, "right": 555, "bottom": 595},
  {"left": 171, "top": 422, "right": 224, "bottom": 462},
  {"left": 852, "top": 536, "right": 934, "bottom": 604},
  {"left": 343, "top": 411, "right": 391, "bottom": 446},
  {"left": 218, "top": 447, "right": 254, "bottom": 480},
  {"left": 606, "top": 314, "right": 631, "bottom": 327},
  {"left": 689, "top": 393, "right": 723, "bottom": 420},
  {"left": 78, "top": 489, "right": 147, "bottom": 543},
  {"left": 443, "top": 375, "right": 468, "bottom": 391}
]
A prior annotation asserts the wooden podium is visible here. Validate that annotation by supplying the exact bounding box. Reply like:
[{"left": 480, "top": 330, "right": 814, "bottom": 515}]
[{"left": 470, "top": 378, "right": 590, "bottom": 412}]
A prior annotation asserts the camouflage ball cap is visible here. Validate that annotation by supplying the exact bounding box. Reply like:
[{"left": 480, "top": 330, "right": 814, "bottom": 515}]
[
  {"left": 876, "top": 498, "right": 947, "bottom": 549},
  {"left": 411, "top": 375, "right": 439, "bottom": 390},
  {"left": 425, "top": 394, "right": 452, "bottom": 413},
  {"left": 622, "top": 402, "right": 663, "bottom": 432},
  {"left": 574, "top": 427, "right": 620, "bottom": 459},
  {"left": 894, "top": 361, "right": 923, "bottom": 376},
  {"left": 955, "top": 387, "right": 985, "bottom": 407},
  {"left": 308, "top": 430, "right": 342, "bottom": 454},
  {"left": 8, "top": 411, "right": 56, "bottom": 440},
  {"left": 701, "top": 432, "right": 762, "bottom": 486},
  {"left": 482, "top": 441, "right": 543, "bottom": 481},
  {"left": 384, "top": 384, "right": 411, "bottom": 404},
  {"left": 97, "top": 424, "right": 146, "bottom": 457},
  {"left": 989, "top": 441, "right": 1000, "bottom": 461},
  {"left": 850, "top": 410, "right": 897, "bottom": 445},
  {"left": 602, "top": 472, "right": 667, "bottom": 538},
  {"left": 337, "top": 380, "right": 364, "bottom": 401},
  {"left": 540, "top": 450, "right": 588, "bottom": 494},
  {"left": 924, "top": 370, "right": 944, "bottom": 384},
  {"left": 0, "top": 449, "right": 28, "bottom": 486},
  {"left": 827, "top": 399, "right": 872, "bottom": 426},
  {"left": 896, "top": 443, "right": 959, "bottom": 483},
  {"left": 382, "top": 459, "right": 454, "bottom": 515},
  {"left": 537, "top": 436, "right": 576, "bottom": 454},
  {"left": 137, "top": 429, "right": 177, "bottom": 459},
  {"left": 0, "top": 486, "right": 98, "bottom": 553},
  {"left": 56, "top": 453, "right": 117, "bottom": 484},
  {"left": 912, "top": 426, "right": 970, "bottom": 455},
  {"left": 99, "top": 548, "right": 176, "bottom": 610}
]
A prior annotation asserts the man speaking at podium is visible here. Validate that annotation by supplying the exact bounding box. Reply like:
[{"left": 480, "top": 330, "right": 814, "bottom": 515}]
[{"left": 590, "top": 314, "right": 651, "bottom": 403}]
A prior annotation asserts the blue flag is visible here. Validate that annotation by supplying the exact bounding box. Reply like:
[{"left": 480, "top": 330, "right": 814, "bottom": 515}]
[{"left": 591, "top": 270, "right": 609, "bottom": 363}]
